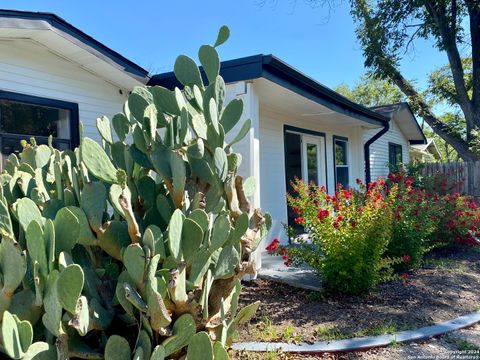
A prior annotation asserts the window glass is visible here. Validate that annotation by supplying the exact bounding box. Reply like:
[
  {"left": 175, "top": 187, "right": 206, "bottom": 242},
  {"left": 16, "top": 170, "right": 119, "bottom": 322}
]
[
  {"left": 335, "top": 140, "right": 347, "bottom": 165},
  {"left": 306, "top": 143, "right": 318, "bottom": 183},
  {"left": 0, "top": 97, "right": 74, "bottom": 167},
  {"left": 389, "top": 143, "right": 403, "bottom": 166},
  {"left": 334, "top": 138, "right": 349, "bottom": 188},
  {"left": 0, "top": 100, "right": 70, "bottom": 139}
]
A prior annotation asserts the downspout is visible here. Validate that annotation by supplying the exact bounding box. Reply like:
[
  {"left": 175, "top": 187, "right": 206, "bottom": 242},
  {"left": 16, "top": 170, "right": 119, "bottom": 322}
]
[{"left": 364, "top": 120, "right": 390, "bottom": 184}]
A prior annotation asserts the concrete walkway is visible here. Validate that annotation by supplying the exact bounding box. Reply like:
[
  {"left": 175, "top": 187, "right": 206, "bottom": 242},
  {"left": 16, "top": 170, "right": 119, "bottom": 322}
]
[{"left": 257, "top": 254, "right": 322, "bottom": 291}]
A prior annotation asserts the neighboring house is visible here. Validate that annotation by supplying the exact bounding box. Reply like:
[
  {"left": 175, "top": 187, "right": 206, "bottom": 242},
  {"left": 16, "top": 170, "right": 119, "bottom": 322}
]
[
  {"left": 411, "top": 138, "right": 441, "bottom": 163},
  {"left": 368, "top": 102, "right": 427, "bottom": 179},
  {"left": 0, "top": 9, "right": 149, "bottom": 166},
  {"left": 0, "top": 10, "right": 429, "bottom": 268}
]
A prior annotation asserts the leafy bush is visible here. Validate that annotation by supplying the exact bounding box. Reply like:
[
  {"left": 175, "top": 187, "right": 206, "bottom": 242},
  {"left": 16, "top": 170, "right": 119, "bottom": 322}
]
[
  {"left": 0, "top": 27, "right": 271, "bottom": 359},
  {"left": 432, "top": 192, "right": 480, "bottom": 246},
  {"left": 272, "top": 179, "right": 396, "bottom": 295},
  {"left": 385, "top": 171, "right": 437, "bottom": 270},
  {"left": 268, "top": 169, "right": 480, "bottom": 295}
]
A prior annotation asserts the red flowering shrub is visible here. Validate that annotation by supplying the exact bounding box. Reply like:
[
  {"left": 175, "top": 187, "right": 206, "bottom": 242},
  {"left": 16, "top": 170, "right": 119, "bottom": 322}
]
[
  {"left": 273, "top": 179, "right": 397, "bottom": 295},
  {"left": 384, "top": 169, "right": 437, "bottom": 270},
  {"left": 432, "top": 193, "right": 480, "bottom": 246},
  {"left": 267, "top": 169, "right": 480, "bottom": 296},
  {"left": 387, "top": 167, "right": 480, "bottom": 249}
]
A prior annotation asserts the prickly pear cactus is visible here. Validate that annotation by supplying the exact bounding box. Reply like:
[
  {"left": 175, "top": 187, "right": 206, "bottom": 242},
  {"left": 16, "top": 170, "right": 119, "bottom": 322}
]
[{"left": 0, "top": 25, "right": 271, "bottom": 359}]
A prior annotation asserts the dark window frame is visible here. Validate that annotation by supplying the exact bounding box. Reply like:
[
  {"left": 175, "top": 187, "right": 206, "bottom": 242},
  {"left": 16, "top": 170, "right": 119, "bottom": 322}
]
[
  {"left": 283, "top": 124, "right": 328, "bottom": 193},
  {"left": 333, "top": 135, "right": 349, "bottom": 189},
  {"left": 388, "top": 142, "right": 403, "bottom": 166},
  {"left": 0, "top": 90, "right": 80, "bottom": 153}
]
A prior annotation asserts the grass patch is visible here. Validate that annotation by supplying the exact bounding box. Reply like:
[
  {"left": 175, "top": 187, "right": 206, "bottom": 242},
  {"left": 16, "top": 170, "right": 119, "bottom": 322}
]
[
  {"left": 423, "top": 258, "right": 469, "bottom": 273},
  {"left": 314, "top": 321, "right": 412, "bottom": 341},
  {"left": 444, "top": 335, "right": 480, "bottom": 351},
  {"left": 253, "top": 314, "right": 303, "bottom": 343}
]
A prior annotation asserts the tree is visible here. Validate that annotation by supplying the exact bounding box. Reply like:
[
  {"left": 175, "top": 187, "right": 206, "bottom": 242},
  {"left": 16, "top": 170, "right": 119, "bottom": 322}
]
[
  {"left": 335, "top": 72, "right": 461, "bottom": 162},
  {"left": 349, "top": 0, "right": 480, "bottom": 161},
  {"left": 335, "top": 74, "right": 406, "bottom": 107}
]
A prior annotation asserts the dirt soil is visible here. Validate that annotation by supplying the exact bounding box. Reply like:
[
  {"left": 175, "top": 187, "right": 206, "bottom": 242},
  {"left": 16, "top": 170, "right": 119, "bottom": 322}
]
[{"left": 236, "top": 246, "right": 480, "bottom": 347}]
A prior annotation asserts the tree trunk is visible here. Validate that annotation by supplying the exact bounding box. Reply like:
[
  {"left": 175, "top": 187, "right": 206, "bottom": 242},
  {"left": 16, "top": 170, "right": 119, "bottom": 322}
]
[{"left": 389, "top": 70, "right": 480, "bottom": 162}]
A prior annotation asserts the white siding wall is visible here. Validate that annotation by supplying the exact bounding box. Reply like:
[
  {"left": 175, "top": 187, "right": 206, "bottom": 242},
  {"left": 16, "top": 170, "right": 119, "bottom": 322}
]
[
  {"left": 0, "top": 40, "right": 131, "bottom": 145},
  {"left": 258, "top": 106, "right": 366, "bottom": 245},
  {"left": 363, "top": 119, "right": 410, "bottom": 180}
]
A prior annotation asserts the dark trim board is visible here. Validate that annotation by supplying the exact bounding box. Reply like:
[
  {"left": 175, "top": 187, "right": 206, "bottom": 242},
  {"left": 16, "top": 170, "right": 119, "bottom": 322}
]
[
  {"left": 284, "top": 124, "right": 325, "bottom": 138},
  {"left": 410, "top": 139, "right": 426, "bottom": 145},
  {"left": 150, "top": 55, "right": 390, "bottom": 127},
  {"left": 0, "top": 90, "right": 80, "bottom": 148},
  {"left": 0, "top": 9, "right": 149, "bottom": 78}
]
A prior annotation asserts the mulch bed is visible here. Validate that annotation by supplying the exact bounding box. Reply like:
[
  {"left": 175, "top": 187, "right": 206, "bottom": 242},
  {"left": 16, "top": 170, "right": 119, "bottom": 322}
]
[{"left": 235, "top": 246, "right": 480, "bottom": 347}]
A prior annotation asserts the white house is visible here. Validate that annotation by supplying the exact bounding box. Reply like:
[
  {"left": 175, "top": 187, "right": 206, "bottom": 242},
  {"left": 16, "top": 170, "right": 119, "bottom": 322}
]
[
  {"left": 0, "top": 10, "right": 428, "bottom": 267},
  {"left": 368, "top": 102, "right": 427, "bottom": 178},
  {"left": 151, "top": 57, "right": 427, "bottom": 247},
  {"left": 0, "top": 9, "right": 148, "bottom": 167}
]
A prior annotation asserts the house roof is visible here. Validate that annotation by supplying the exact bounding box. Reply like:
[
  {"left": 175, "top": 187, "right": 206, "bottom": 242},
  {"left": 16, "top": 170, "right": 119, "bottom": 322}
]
[
  {"left": 149, "top": 54, "right": 389, "bottom": 127},
  {"left": 0, "top": 9, "right": 149, "bottom": 84},
  {"left": 370, "top": 102, "right": 427, "bottom": 144},
  {"left": 411, "top": 138, "right": 441, "bottom": 159}
]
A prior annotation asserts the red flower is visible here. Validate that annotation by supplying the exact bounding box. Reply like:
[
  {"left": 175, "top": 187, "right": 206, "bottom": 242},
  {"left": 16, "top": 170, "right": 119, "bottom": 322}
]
[
  {"left": 317, "top": 209, "right": 330, "bottom": 221},
  {"left": 401, "top": 273, "right": 409, "bottom": 281},
  {"left": 294, "top": 217, "right": 304, "bottom": 224},
  {"left": 336, "top": 215, "right": 344, "bottom": 222},
  {"left": 292, "top": 205, "right": 300, "bottom": 215},
  {"left": 402, "top": 255, "right": 411, "bottom": 263},
  {"left": 405, "top": 179, "right": 413, "bottom": 186},
  {"left": 351, "top": 221, "right": 357, "bottom": 228},
  {"left": 356, "top": 178, "right": 363, "bottom": 185},
  {"left": 333, "top": 221, "right": 340, "bottom": 229},
  {"left": 342, "top": 189, "right": 352, "bottom": 199},
  {"left": 388, "top": 173, "right": 395, "bottom": 181},
  {"left": 265, "top": 238, "right": 280, "bottom": 253}
]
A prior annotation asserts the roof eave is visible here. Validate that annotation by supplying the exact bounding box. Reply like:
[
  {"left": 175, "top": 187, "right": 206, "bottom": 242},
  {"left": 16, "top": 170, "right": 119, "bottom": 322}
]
[
  {"left": 150, "top": 54, "right": 389, "bottom": 127},
  {"left": 0, "top": 9, "right": 149, "bottom": 79}
]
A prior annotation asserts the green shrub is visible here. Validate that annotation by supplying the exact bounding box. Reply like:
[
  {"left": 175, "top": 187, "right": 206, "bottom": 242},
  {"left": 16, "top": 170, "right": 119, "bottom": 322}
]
[
  {"left": 0, "top": 27, "right": 271, "bottom": 359},
  {"left": 275, "top": 179, "right": 396, "bottom": 295},
  {"left": 385, "top": 171, "right": 437, "bottom": 270}
]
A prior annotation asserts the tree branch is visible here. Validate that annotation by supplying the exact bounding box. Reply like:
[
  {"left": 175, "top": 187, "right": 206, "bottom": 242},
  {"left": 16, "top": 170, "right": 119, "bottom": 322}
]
[
  {"left": 390, "top": 69, "right": 478, "bottom": 161},
  {"left": 424, "top": 1, "right": 474, "bottom": 131}
]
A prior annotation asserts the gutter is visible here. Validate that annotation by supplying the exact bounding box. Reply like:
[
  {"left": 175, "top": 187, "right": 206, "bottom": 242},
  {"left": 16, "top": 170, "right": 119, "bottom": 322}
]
[{"left": 364, "top": 121, "right": 390, "bottom": 184}]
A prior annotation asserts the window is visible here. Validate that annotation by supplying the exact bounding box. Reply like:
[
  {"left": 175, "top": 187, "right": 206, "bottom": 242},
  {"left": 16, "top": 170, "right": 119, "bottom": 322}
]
[
  {"left": 0, "top": 91, "right": 79, "bottom": 165},
  {"left": 388, "top": 143, "right": 403, "bottom": 166},
  {"left": 334, "top": 136, "right": 349, "bottom": 188}
]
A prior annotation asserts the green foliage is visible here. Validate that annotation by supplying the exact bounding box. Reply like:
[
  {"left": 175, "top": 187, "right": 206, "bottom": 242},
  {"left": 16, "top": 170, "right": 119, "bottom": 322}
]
[
  {"left": 0, "top": 26, "right": 270, "bottom": 359},
  {"left": 384, "top": 170, "right": 437, "bottom": 270},
  {"left": 284, "top": 180, "right": 396, "bottom": 294},
  {"left": 335, "top": 74, "right": 405, "bottom": 107}
]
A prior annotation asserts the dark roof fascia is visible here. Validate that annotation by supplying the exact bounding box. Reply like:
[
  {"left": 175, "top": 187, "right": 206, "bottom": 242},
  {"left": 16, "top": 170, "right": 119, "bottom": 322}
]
[
  {"left": 370, "top": 102, "right": 427, "bottom": 145},
  {"left": 149, "top": 54, "right": 389, "bottom": 127},
  {"left": 0, "top": 9, "right": 149, "bottom": 78}
]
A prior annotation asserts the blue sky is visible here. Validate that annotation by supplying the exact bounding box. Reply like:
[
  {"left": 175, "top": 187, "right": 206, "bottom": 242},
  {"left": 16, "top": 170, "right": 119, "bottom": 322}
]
[{"left": 3, "top": 0, "right": 447, "bottom": 90}]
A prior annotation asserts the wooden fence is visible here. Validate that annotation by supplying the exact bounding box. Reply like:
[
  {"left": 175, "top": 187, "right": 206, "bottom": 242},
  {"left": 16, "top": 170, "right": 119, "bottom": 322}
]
[{"left": 421, "top": 161, "right": 480, "bottom": 198}]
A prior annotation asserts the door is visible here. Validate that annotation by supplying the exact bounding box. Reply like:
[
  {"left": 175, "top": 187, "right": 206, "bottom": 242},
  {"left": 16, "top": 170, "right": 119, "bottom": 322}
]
[{"left": 284, "top": 130, "right": 326, "bottom": 230}]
